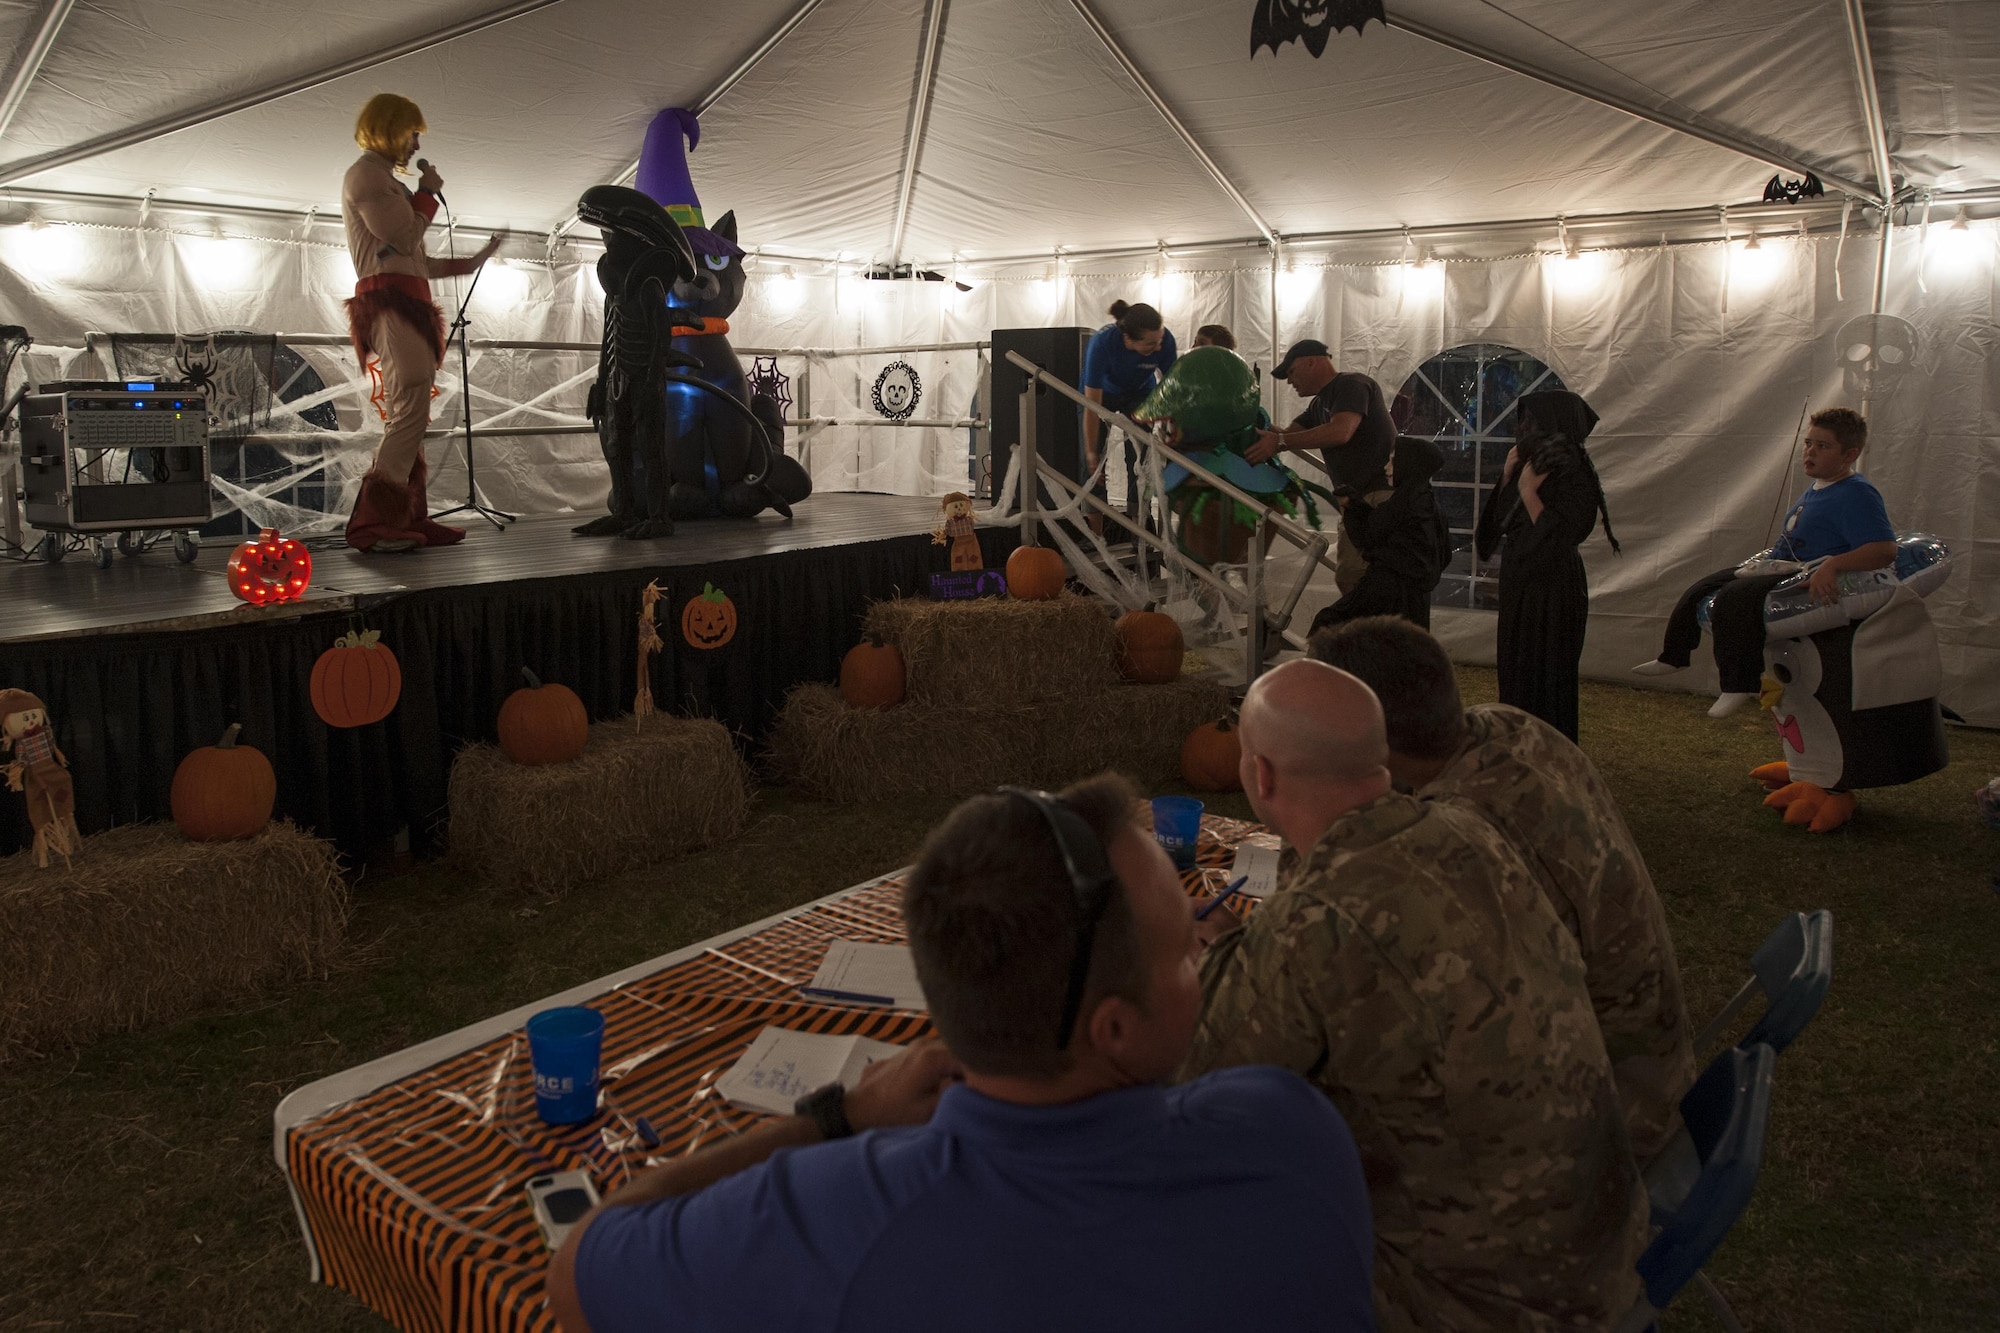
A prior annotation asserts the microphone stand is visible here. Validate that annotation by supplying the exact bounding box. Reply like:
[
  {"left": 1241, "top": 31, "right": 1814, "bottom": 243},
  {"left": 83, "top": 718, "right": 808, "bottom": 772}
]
[{"left": 429, "top": 210, "right": 515, "bottom": 529}]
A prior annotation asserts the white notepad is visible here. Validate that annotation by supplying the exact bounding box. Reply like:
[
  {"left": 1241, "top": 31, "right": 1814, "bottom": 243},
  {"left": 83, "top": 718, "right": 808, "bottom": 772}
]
[
  {"left": 714, "top": 1027, "right": 905, "bottom": 1117},
  {"left": 1228, "top": 838, "right": 1285, "bottom": 900},
  {"left": 804, "top": 941, "right": 928, "bottom": 1010}
]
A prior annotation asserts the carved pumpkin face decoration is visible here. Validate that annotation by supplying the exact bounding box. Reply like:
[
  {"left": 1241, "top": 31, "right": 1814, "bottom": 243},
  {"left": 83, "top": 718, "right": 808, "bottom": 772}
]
[
  {"left": 681, "top": 582, "right": 737, "bottom": 649},
  {"left": 227, "top": 527, "right": 312, "bottom": 605}
]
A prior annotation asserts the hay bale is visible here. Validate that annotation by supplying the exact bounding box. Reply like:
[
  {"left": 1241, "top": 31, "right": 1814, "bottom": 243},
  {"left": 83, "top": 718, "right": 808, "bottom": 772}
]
[
  {"left": 767, "top": 676, "right": 1232, "bottom": 801},
  {"left": 1069, "top": 677, "right": 1234, "bottom": 787},
  {"left": 863, "top": 594, "right": 1119, "bottom": 707},
  {"left": 0, "top": 820, "right": 347, "bottom": 1064},
  {"left": 448, "top": 714, "right": 750, "bottom": 893}
]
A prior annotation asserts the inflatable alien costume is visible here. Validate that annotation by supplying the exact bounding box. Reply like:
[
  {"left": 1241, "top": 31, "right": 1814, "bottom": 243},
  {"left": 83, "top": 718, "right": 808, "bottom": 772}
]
[
  {"left": 1133, "top": 346, "right": 1324, "bottom": 565},
  {"left": 574, "top": 108, "right": 811, "bottom": 539}
]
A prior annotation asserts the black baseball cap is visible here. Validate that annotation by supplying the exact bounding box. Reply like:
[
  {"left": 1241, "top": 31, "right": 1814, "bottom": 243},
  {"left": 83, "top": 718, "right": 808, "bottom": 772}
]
[{"left": 1273, "top": 339, "right": 1330, "bottom": 380}]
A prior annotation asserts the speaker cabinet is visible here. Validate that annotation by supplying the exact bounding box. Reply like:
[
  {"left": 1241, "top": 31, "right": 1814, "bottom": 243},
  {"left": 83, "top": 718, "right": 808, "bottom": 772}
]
[{"left": 987, "top": 326, "right": 1090, "bottom": 506}]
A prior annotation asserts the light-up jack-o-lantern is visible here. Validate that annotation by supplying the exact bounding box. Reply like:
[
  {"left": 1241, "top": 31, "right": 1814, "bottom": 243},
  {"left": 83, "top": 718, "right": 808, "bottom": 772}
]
[{"left": 227, "top": 527, "right": 312, "bottom": 605}]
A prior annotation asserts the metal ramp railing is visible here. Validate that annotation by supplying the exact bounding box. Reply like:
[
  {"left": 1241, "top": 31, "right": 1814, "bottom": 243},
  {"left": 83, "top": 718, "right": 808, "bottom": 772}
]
[{"left": 989, "top": 350, "right": 1342, "bottom": 686}]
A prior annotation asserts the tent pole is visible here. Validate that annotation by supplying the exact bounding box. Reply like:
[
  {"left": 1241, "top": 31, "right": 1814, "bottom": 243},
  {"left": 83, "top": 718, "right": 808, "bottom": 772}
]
[
  {"left": 1268, "top": 237, "right": 1281, "bottom": 419},
  {"left": 1065, "top": 0, "right": 1274, "bottom": 245},
  {"left": 0, "top": 0, "right": 569, "bottom": 187},
  {"left": 1384, "top": 12, "right": 1881, "bottom": 206},
  {"left": 550, "top": 0, "right": 832, "bottom": 239},
  {"left": 0, "top": 0, "right": 77, "bottom": 146},
  {"left": 888, "top": 0, "right": 949, "bottom": 268},
  {"left": 1841, "top": 0, "right": 1897, "bottom": 216}
]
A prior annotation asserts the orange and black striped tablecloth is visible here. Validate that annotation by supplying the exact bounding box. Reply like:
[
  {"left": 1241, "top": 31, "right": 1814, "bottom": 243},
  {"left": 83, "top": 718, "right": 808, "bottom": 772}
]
[{"left": 284, "top": 814, "right": 1269, "bottom": 1332}]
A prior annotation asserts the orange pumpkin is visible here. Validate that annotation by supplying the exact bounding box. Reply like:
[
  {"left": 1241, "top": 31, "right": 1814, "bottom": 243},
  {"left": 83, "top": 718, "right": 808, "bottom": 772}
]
[
  {"left": 840, "top": 635, "right": 906, "bottom": 710},
  {"left": 1115, "top": 604, "right": 1184, "bottom": 684},
  {"left": 171, "top": 723, "right": 277, "bottom": 841},
  {"left": 681, "top": 582, "right": 738, "bottom": 648},
  {"left": 311, "top": 629, "right": 402, "bottom": 728},
  {"left": 1181, "top": 716, "right": 1244, "bottom": 792},
  {"left": 1005, "top": 545, "right": 1065, "bottom": 600},
  {"left": 497, "top": 668, "right": 589, "bottom": 766}
]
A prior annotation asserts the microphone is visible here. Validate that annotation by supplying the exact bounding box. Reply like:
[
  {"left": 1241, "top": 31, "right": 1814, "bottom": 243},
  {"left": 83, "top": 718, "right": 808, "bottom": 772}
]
[{"left": 416, "top": 158, "right": 443, "bottom": 201}]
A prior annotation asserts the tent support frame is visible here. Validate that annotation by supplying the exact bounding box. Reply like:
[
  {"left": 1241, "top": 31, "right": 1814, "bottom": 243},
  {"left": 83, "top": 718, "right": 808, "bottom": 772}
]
[
  {"left": 0, "top": 0, "right": 569, "bottom": 188},
  {"left": 0, "top": 0, "right": 77, "bottom": 146},
  {"left": 1383, "top": 12, "right": 1882, "bottom": 206},
  {"left": 1065, "top": 0, "right": 1274, "bottom": 245},
  {"left": 1839, "top": 0, "right": 1898, "bottom": 315},
  {"left": 888, "top": 0, "right": 948, "bottom": 267},
  {"left": 550, "top": 0, "right": 832, "bottom": 240}
]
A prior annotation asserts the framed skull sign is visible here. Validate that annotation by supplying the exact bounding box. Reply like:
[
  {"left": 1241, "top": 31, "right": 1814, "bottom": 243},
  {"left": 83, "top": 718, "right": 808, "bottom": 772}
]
[
  {"left": 872, "top": 361, "right": 922, "bottom": 421},
  {"left": 1836, "top": 314, "right": 1920, "bottom": 400}
]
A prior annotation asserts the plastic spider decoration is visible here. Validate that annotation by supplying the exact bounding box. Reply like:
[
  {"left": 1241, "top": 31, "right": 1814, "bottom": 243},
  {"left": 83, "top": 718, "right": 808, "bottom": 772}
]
[
  {"left": 746, "top": 356, "right": 792, "bottom": 418},
  {"left": 172, "top": 334, "right": 237, "bottom": 424}
]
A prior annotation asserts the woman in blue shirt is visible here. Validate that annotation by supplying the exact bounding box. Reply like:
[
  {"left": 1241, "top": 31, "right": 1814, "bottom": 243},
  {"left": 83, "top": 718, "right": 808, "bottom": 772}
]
[{"left": 1081, "top": 301, "right": 1177, "bottom": 523}]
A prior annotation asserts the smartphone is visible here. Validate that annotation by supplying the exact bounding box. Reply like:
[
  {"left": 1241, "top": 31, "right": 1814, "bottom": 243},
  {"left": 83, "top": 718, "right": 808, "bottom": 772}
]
[{"left": 524, "top": 1170, "right": 601, "bottom": 1252}]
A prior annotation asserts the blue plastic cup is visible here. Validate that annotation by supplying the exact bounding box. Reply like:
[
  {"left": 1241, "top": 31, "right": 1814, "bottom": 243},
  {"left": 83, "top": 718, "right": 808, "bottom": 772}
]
[
  {"left": 1151, "top": 796, "right": 1205, "bottom": 870},
  {"left": 526, "top": 1006, "right": 606, "bottom": 1126}
]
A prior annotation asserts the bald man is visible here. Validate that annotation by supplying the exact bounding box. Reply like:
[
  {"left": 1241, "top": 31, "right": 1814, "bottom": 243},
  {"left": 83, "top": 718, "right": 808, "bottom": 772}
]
[{"left": 1180, "top": 660, "right": 1647, "bottom": 1333}]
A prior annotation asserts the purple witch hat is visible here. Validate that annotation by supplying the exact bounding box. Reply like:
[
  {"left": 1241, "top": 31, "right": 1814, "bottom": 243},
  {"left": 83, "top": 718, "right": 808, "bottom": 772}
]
[{"left": 635, "top": 107, "right": 744, "bottom": 259}]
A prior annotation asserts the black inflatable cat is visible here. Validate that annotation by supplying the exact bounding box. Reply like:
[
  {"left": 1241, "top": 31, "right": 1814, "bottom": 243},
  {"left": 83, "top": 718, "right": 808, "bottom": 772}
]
[{"left": 572, "top": 107, "right": 810, "bottom": 539}]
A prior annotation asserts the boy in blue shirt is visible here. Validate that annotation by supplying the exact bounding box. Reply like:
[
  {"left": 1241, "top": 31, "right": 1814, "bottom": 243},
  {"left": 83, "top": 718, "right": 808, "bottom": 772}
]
[
  {"left": 1082, "top": 301, "right": 1177, "bottom": 521},
  {"left": 1637, "top": 407, "right": 1897, "bottom": 715},
  {"left": 548, "top": 773, "right": 1375, "bottom": 1333}
]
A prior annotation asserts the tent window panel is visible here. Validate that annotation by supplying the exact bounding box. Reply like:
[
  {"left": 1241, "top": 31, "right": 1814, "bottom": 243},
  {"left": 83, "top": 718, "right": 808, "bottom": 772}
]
[{"left": 1393, "top": 343, "right": 1567, "bottom": 613}]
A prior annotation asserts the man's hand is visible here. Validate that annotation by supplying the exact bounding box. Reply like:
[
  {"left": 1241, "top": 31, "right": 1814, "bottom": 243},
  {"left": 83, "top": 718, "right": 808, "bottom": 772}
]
[
  {"left": 1193, "top": 896, "right": 1240, "bottom": 945},
  {"left": 1245, "top": 428, "right": 1284, "bottom": 464},
  {"left": 845, "top": 1037, "right": 960, "bottom": 1131},
  {"left": 1806, "top": 561, "right": 1843, "bottom": 605},
  {"left": 1517, "top": 459, "right": 1546, "bottom": 496},
  {"left": 1502, "top": 445, "right": 1522, "bottom": 481},
  {"left": 417, "top": 161, "right": 444, "bottom": 195}
]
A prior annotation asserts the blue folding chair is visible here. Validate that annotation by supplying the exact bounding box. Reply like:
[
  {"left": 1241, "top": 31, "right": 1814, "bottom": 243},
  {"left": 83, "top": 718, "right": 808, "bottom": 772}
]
[
  {"left": 1616, "top": 1043, "right": 1778, "bottom": 1333},
  {"left": 1693, "top": 910, "right": 1834, "bottom": 1054},
  {"left": 1648, "top": 910, "right": 1828, "bottom": 1218}
]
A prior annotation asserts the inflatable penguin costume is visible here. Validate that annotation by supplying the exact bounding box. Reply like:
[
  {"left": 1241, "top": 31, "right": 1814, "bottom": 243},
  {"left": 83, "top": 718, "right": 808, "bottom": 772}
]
[{"left": 1749, "top": 539, "right": 1953, "bottom": 832}]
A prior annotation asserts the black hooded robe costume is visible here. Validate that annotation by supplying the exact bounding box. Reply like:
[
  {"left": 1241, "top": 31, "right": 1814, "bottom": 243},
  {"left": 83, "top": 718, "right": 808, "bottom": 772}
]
[{"left": 1473, "top": 391, "right": 1618, "bottom": 741}]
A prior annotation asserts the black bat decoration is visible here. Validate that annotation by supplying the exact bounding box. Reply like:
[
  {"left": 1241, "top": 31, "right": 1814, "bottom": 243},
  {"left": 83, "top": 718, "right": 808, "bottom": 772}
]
[
  {"left": 1251, "top": 0, "right": 1385, "bottom": 59},
  {"left": 1762, "top": 172, "right": 1826, "bottom": 205}
]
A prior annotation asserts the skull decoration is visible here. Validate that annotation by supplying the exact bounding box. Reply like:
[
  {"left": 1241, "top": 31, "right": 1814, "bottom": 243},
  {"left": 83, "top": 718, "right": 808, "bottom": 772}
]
[
  {"left": 1835, "top": 314, "right": 1920, "bottom": 400},
  {"left": 871, "top": 361, "right": 922, "bottom": 422}
]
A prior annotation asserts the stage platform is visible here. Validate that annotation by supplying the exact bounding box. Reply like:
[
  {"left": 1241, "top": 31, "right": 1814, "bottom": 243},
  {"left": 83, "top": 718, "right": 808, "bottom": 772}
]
[{"left": 0, "top": 495, "right": 1019, "bottom": 859}]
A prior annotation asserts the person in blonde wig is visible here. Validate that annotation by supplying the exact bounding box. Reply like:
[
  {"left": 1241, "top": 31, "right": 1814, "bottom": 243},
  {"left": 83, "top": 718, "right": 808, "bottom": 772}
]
[{"left": 341, "top": 92, "right": 505, "bottom": 551}]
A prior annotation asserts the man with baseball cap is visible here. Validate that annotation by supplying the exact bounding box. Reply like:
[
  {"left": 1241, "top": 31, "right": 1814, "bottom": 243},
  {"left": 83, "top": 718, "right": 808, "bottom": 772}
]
[{"left": 1248, "top": 340, "right": 1402, "bottom": 595}]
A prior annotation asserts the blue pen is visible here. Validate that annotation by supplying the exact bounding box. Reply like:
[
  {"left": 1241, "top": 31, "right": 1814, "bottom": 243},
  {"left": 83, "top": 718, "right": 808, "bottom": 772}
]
[
  {"left": 1196, "top": 875, "right": 1249, "bottom": 921},
  {"left": 799, "top": 985, "right": 897, "bottom": 1006}
]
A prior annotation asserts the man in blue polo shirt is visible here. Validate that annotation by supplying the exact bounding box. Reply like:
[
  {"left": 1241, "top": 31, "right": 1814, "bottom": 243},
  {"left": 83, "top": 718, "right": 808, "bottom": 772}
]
[
  {"left": 548, "top": 772, "right": 1375, "bottom": 1333},
  {"left": 1082, "top": 300, "right": 1177, "bottom": 521},
  {"left": 1636, "top": 407, "right": 1898, "bottom": 715}
]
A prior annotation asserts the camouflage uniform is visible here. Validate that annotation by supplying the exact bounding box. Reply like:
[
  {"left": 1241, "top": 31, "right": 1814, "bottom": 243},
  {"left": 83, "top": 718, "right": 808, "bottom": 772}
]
[
  {"left": 1424, "top": 704, "right": 1696, "bottom": 1160},
  {"left": 1181, "top": 793, "right": 1647, "bottom": 1333}
]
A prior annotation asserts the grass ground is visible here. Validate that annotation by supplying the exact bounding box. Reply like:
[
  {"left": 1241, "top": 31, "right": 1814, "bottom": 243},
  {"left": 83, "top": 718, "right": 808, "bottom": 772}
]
[{"left": 0, "top": 669, "right": 1995, "bottom": 1331}]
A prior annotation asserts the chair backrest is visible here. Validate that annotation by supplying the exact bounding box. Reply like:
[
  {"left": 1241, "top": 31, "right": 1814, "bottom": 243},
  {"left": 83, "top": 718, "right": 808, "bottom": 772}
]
[
  {"left": 1636, "top": 1043, "right": 1778, "bottom": 1310},
  {"left": 1742, "top": 910, "right": 1833, "bottom": 1053}
]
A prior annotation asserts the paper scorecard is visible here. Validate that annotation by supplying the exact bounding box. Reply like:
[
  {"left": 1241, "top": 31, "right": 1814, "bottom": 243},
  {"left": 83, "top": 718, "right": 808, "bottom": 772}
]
[
  {"left": 804, "top": 941, "right": 928, "bottom": 1010},
  {"left": 714, "top": 1028, "right": 906, "bottom": 1117},
  {"left": 1228, "top": 837, "right": 1285, "bottom": 900}
]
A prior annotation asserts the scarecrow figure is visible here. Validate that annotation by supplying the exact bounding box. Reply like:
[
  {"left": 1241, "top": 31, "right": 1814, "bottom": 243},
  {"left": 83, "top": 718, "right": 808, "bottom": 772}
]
[
  {"left": 0, "top": 689, "right": 81, "bottom": 867},
  {"left": 931, "top": 492, "right": 982, "bottom": 571},
  {"left": 635, "top": 580, "right": 665, "bottom": 729}
]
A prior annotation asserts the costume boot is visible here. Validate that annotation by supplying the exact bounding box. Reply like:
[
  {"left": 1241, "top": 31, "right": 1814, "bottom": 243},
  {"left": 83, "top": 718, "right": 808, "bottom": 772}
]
[
  {"left": 408, "top": 455, "right": 466, "bottom": 547},
  {"left": 345, "top": 471, "right": 425, "bottom": 553}
]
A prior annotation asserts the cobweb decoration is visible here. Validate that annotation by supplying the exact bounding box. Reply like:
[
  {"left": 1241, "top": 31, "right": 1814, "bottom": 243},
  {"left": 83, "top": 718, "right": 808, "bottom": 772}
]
[{"left": 746, "top": 355, "right": 792, "bottom": 416}]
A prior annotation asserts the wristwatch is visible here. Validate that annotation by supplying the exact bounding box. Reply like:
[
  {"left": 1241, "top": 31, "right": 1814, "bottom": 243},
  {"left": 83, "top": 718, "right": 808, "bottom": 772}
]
[{"left": 794, "top": 1081, "right": 855, "bottom": 1140}]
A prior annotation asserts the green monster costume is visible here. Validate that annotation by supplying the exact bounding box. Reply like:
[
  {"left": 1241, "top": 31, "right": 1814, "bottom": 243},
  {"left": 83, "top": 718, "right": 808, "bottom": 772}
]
[{"left": 1134, "top": 346, "right": 1325, "bottom": 565}]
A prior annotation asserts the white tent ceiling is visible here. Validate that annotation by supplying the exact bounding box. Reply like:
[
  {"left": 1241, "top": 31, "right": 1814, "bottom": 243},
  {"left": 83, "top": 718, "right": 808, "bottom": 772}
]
[{"left": 0, "top": 0, "right": 1994, "bottom": 264}]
